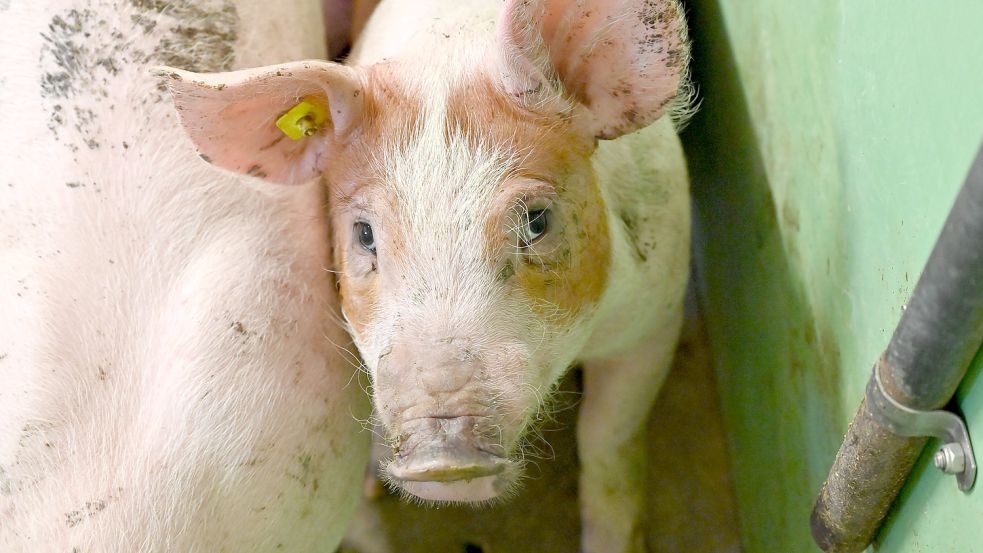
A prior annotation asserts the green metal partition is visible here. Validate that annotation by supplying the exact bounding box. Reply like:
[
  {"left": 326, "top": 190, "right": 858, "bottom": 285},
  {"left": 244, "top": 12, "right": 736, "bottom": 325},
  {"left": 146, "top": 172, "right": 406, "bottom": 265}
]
[{"left": 681, "top": 1, "right": 983, "bottom": 550}]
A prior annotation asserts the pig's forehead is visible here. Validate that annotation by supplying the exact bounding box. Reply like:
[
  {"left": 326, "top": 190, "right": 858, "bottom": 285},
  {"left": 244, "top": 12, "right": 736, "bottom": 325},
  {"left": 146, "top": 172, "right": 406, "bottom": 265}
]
[
  {"left": 376, "top": 103, "right": 517, "bottom": 241},
  {"left": 352, "top": 62, "right": 591, "bottom": 191}
]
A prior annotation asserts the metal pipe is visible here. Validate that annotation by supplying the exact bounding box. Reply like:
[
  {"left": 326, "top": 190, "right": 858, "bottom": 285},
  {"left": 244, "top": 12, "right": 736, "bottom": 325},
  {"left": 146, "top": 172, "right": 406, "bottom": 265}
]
[{"left": 811, "top": 143, "right": 983, "bottom": 552}]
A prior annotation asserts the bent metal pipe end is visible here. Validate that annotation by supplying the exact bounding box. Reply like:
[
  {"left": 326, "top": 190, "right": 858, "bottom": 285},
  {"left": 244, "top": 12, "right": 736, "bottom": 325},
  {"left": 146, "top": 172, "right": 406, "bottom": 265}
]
[
  {"left": 811, "top": 142, "right": 983, "bottom": 552},
  {"left": 811, "top": 355, "right": 978, "bottom": 552},
  {"left": 810, "top": 392, "right": 926, "bottom": 553}
]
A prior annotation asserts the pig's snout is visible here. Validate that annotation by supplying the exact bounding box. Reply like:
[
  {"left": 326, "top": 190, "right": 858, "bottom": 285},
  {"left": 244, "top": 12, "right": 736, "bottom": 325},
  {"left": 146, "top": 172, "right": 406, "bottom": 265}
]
[
  {"left": 387, "top": 416, "right": 515, "bottom": 502},
  {"left": 383, "top": 340, "right": 479, "bottom": 395}
]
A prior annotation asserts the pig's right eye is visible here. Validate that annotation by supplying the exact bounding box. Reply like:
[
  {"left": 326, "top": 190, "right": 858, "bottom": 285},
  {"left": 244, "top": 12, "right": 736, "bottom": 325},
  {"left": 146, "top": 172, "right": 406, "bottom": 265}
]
[
  {"left": 354, "top": 221, "right": 376, "bottom": 253},
  {"left": 519, "top": 208, "right": 550, "bottom": 248}
]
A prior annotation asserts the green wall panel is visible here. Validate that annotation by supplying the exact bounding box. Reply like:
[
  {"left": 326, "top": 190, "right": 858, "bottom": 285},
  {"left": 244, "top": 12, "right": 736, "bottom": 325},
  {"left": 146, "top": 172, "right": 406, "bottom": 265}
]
[{"left": 681, "top": 0, "right": 983, "bottom": 551}]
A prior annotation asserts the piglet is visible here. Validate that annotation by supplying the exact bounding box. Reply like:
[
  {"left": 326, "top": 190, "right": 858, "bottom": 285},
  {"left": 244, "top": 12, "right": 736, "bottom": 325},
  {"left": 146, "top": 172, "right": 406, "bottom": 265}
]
[{"left": 158, "top": 0, "right": 692, "bottom": 550}]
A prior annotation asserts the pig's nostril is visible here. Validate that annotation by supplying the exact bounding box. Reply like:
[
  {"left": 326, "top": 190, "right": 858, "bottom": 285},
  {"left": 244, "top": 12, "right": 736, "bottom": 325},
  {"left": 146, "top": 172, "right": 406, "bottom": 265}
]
[{"left": 462, "top": 543, "right": 484, "bottom": 553}]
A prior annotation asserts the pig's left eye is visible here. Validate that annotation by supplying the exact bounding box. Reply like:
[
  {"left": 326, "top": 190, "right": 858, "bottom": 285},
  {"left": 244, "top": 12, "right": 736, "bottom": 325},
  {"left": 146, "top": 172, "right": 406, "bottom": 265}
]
[
  {"left": 354, "top": 221, "right": 376, "bottom": 253},
  {"left": 519, "top": 208, "right": 550, "bottom": 247}
]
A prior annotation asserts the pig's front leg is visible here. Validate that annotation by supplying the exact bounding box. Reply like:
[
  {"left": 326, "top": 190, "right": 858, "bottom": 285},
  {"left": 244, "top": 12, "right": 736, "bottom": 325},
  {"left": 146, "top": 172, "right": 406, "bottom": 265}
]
[{"left": 577, "top": 313, "right": 683, "bottom": 553}]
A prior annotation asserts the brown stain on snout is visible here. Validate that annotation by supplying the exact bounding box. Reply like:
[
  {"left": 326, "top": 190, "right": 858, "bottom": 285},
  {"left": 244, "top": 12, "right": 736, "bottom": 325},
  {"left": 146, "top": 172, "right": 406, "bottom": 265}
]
[{"left": 446, "top": 75, "right": 611, "bottom": 323}]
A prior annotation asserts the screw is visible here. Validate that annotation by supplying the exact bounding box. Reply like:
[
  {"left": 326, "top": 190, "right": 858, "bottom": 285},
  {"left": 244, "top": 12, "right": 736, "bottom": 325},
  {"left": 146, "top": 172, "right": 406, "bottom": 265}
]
[
  {"left": 934, "top": 443, "right": 966, "bottom": 474},
  {"left": 296, "top": 115, "right": 319, "bottom": 137}
]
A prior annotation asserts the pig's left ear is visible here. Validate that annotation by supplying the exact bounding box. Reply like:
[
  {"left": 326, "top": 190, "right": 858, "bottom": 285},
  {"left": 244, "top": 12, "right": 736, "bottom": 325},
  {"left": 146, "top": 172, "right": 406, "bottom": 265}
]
[
  {"left": 152, "top": 60, "right": 363, "bottom": 185},
  {"left": 496, "top": 0, "right": 689, "bottom": 140}
]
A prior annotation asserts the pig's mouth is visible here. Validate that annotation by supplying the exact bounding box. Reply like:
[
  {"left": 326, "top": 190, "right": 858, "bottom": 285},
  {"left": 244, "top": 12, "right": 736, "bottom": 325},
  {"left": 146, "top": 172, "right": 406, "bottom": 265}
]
[
  {"left": 384, "top": 415, "right": 520, "bottom": 503},
  {"left": 388, "top": 449, "right": 515, "bottom": 503}
]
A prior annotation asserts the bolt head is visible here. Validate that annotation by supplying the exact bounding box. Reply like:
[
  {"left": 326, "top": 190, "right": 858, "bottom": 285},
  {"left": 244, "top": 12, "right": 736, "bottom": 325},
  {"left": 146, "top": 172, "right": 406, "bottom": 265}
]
[{"left": 935, "top": 443, "right": 966, "bottom": 475}]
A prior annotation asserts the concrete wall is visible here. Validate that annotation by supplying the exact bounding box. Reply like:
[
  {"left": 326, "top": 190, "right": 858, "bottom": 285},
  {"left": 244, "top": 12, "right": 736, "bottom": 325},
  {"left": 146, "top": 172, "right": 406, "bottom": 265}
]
[{"left": 681, "top": 0, "right": 983, "bottom": 551}]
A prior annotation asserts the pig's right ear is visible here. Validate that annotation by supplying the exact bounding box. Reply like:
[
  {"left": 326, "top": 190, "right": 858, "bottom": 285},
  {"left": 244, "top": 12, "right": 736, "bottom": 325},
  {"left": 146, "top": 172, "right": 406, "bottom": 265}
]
[{"left": 151, "top": 61, "right": 363, "bottom": 185}]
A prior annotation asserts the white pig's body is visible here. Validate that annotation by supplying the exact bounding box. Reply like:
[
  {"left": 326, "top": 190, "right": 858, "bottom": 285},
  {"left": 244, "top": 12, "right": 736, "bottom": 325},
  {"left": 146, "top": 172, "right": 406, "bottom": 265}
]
[
  {"left": 157, "top": 0, "right": 692, "bottom": 550},
  {"left": 0, "top": 1, "right": 368, "bottom": 551}
]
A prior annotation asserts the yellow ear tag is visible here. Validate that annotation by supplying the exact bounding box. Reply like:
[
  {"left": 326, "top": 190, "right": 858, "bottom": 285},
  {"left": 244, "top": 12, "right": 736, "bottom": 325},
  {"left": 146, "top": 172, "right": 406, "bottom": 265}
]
[{"left": 276, "top": 100, "right": 329, "bottom": 141}]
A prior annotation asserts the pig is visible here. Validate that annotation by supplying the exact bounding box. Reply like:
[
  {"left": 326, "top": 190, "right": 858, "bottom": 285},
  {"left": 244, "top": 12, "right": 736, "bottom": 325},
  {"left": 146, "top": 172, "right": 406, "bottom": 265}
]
[
  {"left": 156, "top": 0, "right": 692, "bottom": 551},
  {"left": 0, "top": 1, "right": 369, "bottom": 551}
]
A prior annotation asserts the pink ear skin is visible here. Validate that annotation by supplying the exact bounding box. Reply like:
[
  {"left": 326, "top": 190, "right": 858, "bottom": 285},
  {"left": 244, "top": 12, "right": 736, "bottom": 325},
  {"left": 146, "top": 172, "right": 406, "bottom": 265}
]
[
  {"left": 151, "top": 61, "right": 364, "bottom": 185},
  {"left": 497, "top": 0, "right": 688, "bottom": 139}
]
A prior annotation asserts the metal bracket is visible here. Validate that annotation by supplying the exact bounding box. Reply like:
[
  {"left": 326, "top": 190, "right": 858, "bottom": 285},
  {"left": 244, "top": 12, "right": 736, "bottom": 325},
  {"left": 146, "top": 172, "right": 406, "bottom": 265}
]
[{"left": 867, "top": 364, "right": 977, "bottom": 491}]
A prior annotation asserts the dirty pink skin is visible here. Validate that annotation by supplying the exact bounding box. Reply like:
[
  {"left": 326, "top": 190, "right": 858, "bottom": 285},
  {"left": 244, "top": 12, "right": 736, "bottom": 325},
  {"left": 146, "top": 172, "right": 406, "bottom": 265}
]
[
  {"left": 158, "top": 0, "right": 692, "bottom": 551},
  {"left": 0, "top": 1, "right": 368, "bottom": 552}
]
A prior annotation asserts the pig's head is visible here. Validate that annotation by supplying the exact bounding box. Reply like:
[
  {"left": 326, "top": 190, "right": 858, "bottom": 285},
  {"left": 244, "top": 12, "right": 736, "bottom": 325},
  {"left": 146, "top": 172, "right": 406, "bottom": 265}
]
[{"left": 156, "top": 0, "right": 689, "bottom": 503}]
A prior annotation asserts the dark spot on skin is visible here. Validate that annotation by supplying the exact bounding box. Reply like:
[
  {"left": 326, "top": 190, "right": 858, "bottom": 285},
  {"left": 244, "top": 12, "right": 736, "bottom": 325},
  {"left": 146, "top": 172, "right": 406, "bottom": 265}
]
[
  {"left": 38, "top": 7, "right": 157, "bottom": 147},
  {"left": 298, "top": 453, "right": 311, "bottom": 478},
  {"left": 64, "top": 499, "right": 107, "bottom": 527},
  {"left": 246, "top": 164, "right": 263, "bottom": 176},
  {"left": 95, "top": 57, "right": 119, "bottom": 75},
  {"left": 40, "top": 9, "right": 94, "bottom": 99},
  {"left": 132, "top": 0, "right": 240, "bottom": 73},
  {"left": 641, "top": 12, "right": 661, "bottom": 30},
  {"left": 72, "top": 106, "right": 96, "bottom": 135},
  {"left": 0, "top": 466, "right": 11, "bottom": 496},
  {"left": 19, "top": 423, "right": 44, "bottom": 449},
  {"left": 259, "top": 135, "right": 285, "bottom": 151},
  {"left": 378, "top": 346, "right": 393, "bottom": 361},
  {"left": 619, "top": 210, "right": 648, "bottom": 262},
  {"left": 666, "top": 47, "right": 684, "bottom": 68},
  {"left": 231, "top": 321, "right": 246, "bottom": 334},
  {"left": 130, "top": 13, "right": 157, "bottom": 33},
  {"left": 122, "top": 141, "right": 129, "bottom": 149},
  {"left": 65, "top": 181, "right": 84, "bottom": 188},
  {"left": 47, "top": 105, "right": 65, "bottom": 133},
  {"left": 198, "top": 153, "right": 212, "bottom": 163},
  {"left": 496, "top": 260, "right": 515, "bottom": 283},
  {"left": 239, "top": 457, "right": 263, "bottom": 468},
  {"left": 286, "top": 451, "right": 325, "bottom": 493}
]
